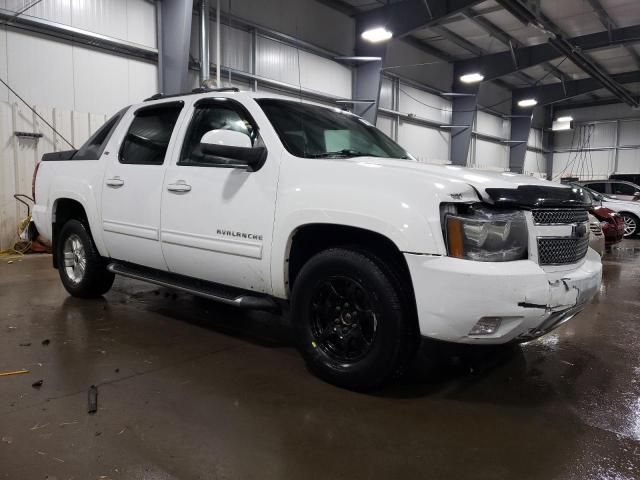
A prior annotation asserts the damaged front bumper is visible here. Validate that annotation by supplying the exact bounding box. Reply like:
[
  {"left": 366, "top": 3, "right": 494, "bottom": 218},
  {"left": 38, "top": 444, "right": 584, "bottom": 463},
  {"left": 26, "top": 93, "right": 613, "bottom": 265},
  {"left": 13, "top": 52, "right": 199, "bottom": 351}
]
[{"left": 404, "top": 248, "right": 602, "bottom": 344}]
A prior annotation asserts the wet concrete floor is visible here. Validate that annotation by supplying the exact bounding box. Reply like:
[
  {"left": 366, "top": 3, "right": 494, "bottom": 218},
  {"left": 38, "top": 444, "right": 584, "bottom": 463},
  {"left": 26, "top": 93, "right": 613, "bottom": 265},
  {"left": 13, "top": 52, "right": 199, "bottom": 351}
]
[{"left": 1, "top": 242, "right": 640, "bottom": 480}]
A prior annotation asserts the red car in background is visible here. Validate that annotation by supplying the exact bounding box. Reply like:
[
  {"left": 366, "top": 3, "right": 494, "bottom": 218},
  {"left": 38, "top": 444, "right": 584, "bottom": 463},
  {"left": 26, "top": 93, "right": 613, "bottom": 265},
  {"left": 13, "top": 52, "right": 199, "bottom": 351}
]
[{"left": 592, "top": 206, "right": 625, "bottom": 247}]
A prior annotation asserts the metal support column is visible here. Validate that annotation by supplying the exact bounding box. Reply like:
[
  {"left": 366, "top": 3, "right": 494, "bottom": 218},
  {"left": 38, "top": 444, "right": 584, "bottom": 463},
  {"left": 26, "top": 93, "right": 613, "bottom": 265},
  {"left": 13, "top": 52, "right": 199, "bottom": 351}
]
[
  {"left": 508, "top": 102, "right": 536, "bottom": 173},
  {"left": 251, "top": 28, "right": 258, "bottom": 91},
  {"left": 159, "top": 0, "right": 193, "bottom": 95},
  {"left": 450, "top": 66, "right": 480, "bottom": 165},
  {"left": 613, "top": 119, "right": 621, "bottom": 174},
  {"left": 353, "top": 43, "right": 386, "bottom": 124},
  {"left": 542, "top": 106, "right": 554, "bottom": 180},
  {"left": 393, "top": 77, "right": 400, "bottom": 141},
  {"left": 200, "top": 0, "right": 210, "bottom": 85}
]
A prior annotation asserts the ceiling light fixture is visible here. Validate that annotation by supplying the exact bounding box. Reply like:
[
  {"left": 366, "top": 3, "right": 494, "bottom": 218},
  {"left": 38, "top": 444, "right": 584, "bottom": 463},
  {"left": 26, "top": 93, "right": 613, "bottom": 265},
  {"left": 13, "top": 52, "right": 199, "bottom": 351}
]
[
  {"left": 460, "top": 73, "right": 484, "bottom": 84},
  {"left": 517, "top": 98, "right": 538, "bottom": 108},
  {"left": 361, "top": 27, "right": 393, "bottom": 43},
  {"left": 556, "top": 116, "right": 573, "bottom": 122}
]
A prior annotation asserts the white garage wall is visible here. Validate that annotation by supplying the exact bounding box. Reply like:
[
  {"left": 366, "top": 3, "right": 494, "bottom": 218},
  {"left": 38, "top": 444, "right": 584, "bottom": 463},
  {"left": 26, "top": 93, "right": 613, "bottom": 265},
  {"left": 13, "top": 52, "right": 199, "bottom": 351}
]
[
  {"left": 398, "top": 84, "right": 451, "bottom": 124},
  {"left": 376, "top": 116, "right": 394, "bottom": 138},
  {"left": 552, "top": 121, "right": 630, "bottom": 180},
  {"left": 523, "top": 128, "right": 546, "bottom": 177},
  {"left": 2, "top": 0, "right": 157, "bottom": 47},
  {"left": 475, "top": 110, "right": 509, "bottom": 139},
  {"left": 0, "top": 100, "right": 107, "bottom": 250},
  {"left": 473, "top": 139, "right": 509, "bottom": 171},
  {"left": 0, "top": 0, "right": 159, "bottom": 115},
  {"left": 397, "top": 122, "right": 450, "bottom": 164}
]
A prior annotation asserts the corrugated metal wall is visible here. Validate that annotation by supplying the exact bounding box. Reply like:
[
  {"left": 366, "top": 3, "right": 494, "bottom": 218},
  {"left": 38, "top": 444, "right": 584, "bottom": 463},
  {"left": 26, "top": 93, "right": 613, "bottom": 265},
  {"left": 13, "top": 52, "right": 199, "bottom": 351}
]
[
  {"left": 552, "top": 121, "right": 635, "bottom": 180},
  {"left": 0, "top": 0, "right": 159, "bottom": 115},
  {"left": 2, "top": 0, "right": 157, "bottom": 47},
  {"left": 0, "top": 100, "right": 106, "bottom": 250}
]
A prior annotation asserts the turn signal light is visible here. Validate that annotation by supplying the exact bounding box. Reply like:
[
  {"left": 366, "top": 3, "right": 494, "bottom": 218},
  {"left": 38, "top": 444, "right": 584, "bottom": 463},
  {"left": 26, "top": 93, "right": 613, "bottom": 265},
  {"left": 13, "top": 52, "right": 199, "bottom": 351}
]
[{"left": 446, "top": 217, "right": 464, "bottom": 258}]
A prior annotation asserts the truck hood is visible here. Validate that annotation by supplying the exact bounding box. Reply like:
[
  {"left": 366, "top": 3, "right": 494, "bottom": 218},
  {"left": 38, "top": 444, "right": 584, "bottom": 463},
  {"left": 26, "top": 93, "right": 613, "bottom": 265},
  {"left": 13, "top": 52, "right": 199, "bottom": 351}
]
[{"left": 349, "top": 158, "right": 590, "bottom": 208}]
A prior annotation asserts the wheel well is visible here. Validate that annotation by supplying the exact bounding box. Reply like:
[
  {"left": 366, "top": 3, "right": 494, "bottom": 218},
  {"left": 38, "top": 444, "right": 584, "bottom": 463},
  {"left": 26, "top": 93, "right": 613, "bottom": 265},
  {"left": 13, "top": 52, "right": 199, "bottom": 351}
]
[
  {"left": 51, "top": 198, "right": 89, "bottom": 268},
  {"left": 287, "top": 224, "right": 415, "bottom": 304}
]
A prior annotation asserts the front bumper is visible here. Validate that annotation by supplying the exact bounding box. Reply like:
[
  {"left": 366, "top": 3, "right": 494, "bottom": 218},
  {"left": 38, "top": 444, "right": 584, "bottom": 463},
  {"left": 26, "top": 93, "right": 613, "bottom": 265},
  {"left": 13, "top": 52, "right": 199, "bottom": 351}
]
[{"left": 404, "top": 248, "right": 602, "bottom": 344}]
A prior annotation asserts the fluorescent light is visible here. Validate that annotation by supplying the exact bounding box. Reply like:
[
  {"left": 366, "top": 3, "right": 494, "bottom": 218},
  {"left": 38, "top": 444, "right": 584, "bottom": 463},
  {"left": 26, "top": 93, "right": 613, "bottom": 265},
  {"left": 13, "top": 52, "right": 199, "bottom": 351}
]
[
  {"left": 361, "top": 27, "right": 392, "bottom": 43},
  {"left": 552, "top": 123, "right": 572, "bottom": 131},
  {"left": 557, "top": 116, "right": 573, "bottom": 122},
  {"left": 517, "top": 98, "right": 538, "bottom": 108},
  {"left": 460, "top": 73, "right": 484, "bottom": 84}
]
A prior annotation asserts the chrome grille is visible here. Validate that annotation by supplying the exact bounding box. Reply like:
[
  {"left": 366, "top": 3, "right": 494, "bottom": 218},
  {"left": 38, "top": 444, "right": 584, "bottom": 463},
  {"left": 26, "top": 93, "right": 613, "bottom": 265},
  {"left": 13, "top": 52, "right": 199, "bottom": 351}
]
[
  {"left": 537, "top": 237, "right": 590, "bottom": 265},
  {"left": 532, "top": 209, "right": 589, "bottom": 225}
]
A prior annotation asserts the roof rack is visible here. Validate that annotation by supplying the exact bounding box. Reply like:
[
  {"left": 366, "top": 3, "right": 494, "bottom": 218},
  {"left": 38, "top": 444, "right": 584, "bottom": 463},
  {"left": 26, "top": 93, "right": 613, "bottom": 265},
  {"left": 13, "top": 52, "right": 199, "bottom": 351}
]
[{"left": 144, "top": 87, "right": 240, "bottom": 102}]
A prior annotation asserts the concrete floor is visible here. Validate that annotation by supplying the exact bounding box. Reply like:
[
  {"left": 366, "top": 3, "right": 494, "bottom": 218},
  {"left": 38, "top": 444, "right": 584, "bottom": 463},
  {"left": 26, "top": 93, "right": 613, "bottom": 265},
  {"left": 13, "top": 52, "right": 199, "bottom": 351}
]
[{"left": 1, "top": 243, "right": 639, "bottom": 480}]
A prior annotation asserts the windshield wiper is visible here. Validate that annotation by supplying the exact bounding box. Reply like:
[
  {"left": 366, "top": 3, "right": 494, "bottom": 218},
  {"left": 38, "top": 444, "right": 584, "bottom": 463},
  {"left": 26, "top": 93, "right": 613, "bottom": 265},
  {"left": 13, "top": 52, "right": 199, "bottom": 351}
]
[{"left": 307, "top": 149, "right": 378, "bottom": 159}]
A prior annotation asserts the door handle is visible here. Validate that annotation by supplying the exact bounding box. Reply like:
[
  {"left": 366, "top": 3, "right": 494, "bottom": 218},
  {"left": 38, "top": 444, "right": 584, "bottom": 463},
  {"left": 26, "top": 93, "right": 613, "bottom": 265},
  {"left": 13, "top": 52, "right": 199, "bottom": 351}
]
[
  {"left": 106, "top": 177, "right": 124, "bottom": 188},
  {"left": 167, "top": 182, "right": 192, "bottom": 193}
]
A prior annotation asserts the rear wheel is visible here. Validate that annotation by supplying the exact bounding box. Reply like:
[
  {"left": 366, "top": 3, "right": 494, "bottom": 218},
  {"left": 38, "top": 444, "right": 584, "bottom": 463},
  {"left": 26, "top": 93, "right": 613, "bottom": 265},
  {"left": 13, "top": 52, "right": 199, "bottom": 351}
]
[
  {"left": 56, "top": 219, "right": 114, "bottom": 298},
  {"left": 621, "top": 212, "right": 639, "bottom": 237},
  {"left": 292, "top": 248, "right": 417, "bottom": 391}
]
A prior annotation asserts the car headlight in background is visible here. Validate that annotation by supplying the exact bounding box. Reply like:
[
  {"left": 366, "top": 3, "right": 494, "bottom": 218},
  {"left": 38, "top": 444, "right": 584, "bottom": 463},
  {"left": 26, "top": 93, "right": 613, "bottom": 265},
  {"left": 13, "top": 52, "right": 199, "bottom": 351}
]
[{"left": 444, "top": 205, "right": 528, "bottom": 262}]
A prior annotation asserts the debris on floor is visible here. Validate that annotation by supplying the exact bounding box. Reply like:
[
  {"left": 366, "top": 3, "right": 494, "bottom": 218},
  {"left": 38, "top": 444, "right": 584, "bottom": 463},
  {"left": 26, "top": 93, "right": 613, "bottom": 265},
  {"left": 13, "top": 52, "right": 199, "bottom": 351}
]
[
  {"left": 32, "top": 380, "right": 43, "bottom": 388},
  {"left": 41, "top": 339, "right": 50, "bottom": 346},
  {"left": 88, "top": 385, "right": 98, "bottom": 414},
  {"left": 0, "top": 369, "right": 29, "bottom": 377}
]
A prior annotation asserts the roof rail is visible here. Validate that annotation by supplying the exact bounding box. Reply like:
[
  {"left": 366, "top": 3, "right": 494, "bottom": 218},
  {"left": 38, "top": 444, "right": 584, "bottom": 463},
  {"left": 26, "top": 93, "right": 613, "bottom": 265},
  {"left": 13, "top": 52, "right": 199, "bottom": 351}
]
[{"left": 143, "top": 87, "right": 240, "bottom": 102}]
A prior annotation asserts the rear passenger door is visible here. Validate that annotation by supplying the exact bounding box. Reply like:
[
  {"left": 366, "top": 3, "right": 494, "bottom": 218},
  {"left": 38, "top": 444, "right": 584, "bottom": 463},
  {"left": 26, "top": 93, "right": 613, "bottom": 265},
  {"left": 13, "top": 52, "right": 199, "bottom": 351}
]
[
  {"left": 101, "top": 101, "right": 184, "bottom": 270},
  {"left": 610, "top": 182, "right": 640, "bottom": 201}
]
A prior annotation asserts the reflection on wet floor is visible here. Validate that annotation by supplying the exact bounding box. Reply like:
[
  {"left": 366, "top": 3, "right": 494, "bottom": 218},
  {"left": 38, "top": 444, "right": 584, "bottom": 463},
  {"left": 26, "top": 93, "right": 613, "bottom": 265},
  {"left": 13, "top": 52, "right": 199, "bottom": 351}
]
[{"left": 1, "top": 240, "right": 640, "bottom": 480}]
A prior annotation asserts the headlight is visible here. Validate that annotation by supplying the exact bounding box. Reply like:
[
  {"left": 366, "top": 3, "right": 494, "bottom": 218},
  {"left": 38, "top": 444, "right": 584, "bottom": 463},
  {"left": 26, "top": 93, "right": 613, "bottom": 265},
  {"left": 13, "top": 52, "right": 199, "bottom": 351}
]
[{"left": 444, "top": 205, "right": 528, "bottom": 262}]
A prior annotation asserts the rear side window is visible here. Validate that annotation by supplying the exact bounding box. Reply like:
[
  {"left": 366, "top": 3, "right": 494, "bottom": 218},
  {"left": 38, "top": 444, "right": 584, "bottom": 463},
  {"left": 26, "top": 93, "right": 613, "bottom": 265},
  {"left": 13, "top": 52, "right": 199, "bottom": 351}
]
[
  {"left": 119, "top": 102, "right": 183, "bottom": 165},
  {"left": 612, "top": 182, "right": 639, "bottom": 195},
  {"left": 584, "top": 182, "right": 607, "bottom": 194},
  {"left": 73, "top": 108, "right": 126, "bottom": 160}
]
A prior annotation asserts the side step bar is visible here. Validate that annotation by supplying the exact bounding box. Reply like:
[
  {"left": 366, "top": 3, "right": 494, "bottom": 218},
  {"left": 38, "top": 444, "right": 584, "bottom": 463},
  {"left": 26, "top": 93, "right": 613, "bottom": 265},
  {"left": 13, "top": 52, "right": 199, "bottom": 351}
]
[{"left": 107, "top": 262, "right": 279, "bottom": 311}]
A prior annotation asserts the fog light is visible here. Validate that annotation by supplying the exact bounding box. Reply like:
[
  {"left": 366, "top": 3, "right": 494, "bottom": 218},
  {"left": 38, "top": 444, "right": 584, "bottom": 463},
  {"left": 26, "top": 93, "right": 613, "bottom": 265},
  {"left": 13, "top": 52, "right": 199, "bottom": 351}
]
[{"left": 469, "top": 317, "right": 502, "bottom": 335}]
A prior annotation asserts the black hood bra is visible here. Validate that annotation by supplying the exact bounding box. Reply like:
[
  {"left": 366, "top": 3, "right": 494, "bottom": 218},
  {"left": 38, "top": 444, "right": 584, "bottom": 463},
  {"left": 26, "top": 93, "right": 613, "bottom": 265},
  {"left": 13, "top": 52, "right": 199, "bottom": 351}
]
[{"left": 484, "top": 185, "right": 592, "bottom": 209}]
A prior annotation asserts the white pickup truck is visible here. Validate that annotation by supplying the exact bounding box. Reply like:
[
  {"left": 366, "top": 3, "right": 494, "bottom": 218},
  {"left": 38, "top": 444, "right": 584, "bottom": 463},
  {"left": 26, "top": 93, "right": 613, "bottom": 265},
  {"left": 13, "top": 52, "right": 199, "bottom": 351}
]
[{"left": 33, "top": 88, "right": 602, "bottom": 390}]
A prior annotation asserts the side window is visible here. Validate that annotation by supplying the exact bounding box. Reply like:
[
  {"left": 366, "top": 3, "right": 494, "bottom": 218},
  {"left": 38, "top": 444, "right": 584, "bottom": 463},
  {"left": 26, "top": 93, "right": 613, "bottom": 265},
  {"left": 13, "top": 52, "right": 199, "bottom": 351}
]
[
  {"left": 119, "top": 103, "right": 183, "bottom": 165},
  {"left": 179, "top": 101, "right": 260, "bottom": 167},
  {"left": 612, "top": 183, "right": 638, "bottom": 195},
  {"left": 74, "top": 107, "right": 127, "bottom": 160},
  {"left": 585, "top": 182, "right": 606, "bottom": 193}
]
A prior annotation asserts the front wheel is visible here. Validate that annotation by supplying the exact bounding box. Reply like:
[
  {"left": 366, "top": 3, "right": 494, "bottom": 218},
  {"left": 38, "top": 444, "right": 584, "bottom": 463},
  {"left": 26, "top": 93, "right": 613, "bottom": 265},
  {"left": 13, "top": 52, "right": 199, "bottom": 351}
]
[
  {"left": 292, "top": 248, "right": 417, "bottom": 391},
  {"left": 56, "top": 219, "right": 114, "bottom": 298},
  {"left": 621, "top": 212, "right": 639, "bottom": 237}
]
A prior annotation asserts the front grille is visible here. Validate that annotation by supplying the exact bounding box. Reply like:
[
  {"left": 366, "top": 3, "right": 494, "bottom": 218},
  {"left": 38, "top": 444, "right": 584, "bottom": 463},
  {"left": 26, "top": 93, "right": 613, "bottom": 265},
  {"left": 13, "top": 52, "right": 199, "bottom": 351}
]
[
  {"left": 537, "top": 236, "right": 590, "bottom": 265},
  {"left": 532, "top": 209, "right": 589, "bottom": 225}
]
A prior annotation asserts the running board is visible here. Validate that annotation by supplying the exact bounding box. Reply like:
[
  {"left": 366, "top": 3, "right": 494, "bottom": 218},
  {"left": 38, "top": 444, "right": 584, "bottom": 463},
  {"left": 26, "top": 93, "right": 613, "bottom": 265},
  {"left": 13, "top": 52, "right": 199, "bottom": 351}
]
[{"left": 107, "top": 262, "right": 279, "bottom": 311}]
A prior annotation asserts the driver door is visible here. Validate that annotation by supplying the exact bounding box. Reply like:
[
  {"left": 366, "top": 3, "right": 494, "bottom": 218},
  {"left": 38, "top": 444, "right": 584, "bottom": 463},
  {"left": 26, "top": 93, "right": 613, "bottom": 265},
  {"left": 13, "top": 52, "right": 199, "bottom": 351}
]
[{"left": 160, "top": 98, "right": 279, "bottom": 294}]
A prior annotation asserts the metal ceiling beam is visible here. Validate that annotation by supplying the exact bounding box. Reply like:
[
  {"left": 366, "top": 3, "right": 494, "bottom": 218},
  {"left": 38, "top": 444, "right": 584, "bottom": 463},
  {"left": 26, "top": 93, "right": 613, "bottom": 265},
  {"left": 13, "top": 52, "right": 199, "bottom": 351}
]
[
  {"left": 460, "top": 8, "right": 571, "bottom": 85},
  {"left": 455, "top": 24, "right": 640, "bottom": 83},
  {"left": 586, "top": 0, "right": 640, "bottom": 69},
  {"left": 352, "top": 0, "right": 484, "bottom": 125},
  {"left": 355, "top": 0, "right": 485, "bottom": 38},
  {"left": 495, "top": 0, "right": 638, "bottom": 107},
  {"left": 513, "top": 71, "right": 640, "bottom": 106}
]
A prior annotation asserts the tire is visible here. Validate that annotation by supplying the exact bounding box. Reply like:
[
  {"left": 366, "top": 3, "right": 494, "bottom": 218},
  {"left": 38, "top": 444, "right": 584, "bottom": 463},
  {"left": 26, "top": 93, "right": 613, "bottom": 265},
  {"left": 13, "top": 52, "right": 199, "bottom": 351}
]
[
  {"left": 620, "top": 212, "right": 639, "bottom": 237},
  {"left": 56, "top": 219, "right": 114, "bottom": 298},
  {"left": 292, "top": 248, "right": 417, "bottom": 391}
]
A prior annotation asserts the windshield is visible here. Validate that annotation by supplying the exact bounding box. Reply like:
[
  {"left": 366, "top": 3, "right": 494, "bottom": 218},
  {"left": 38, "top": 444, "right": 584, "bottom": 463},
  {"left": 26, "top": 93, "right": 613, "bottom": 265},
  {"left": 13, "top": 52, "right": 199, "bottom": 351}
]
[
  {"left": 256, "top": 98, "right": 413, "bottom": 160},
  {"left": 577, "top": 185, "right": 606, "bottom": 203}
]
